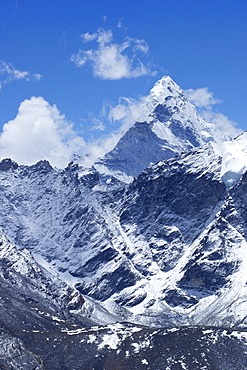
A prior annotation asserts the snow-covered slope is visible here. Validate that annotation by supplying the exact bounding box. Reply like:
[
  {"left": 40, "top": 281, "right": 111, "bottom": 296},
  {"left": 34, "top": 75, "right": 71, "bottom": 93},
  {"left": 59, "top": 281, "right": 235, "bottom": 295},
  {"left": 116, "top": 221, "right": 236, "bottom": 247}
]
[
  {"left": 1, "top": 132, "right": 247, "bottom": 330},
  {"left": 1, "top": 76, "right": 247, "bottom": 366},
  {"left": 0, "top": 227, "right": 100, "bottom": 329},
  {"left": 94, "top": 76, "right": 233, "bottom": 181},
  {"left": 212, "top": 131, "right": 247, "bottom": 187}
]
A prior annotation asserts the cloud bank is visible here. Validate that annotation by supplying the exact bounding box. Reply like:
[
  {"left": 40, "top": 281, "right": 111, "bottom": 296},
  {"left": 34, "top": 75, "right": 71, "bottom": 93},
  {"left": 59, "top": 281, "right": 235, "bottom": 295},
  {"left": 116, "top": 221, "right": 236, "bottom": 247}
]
[
  {"left": 0, "top": 60, "right": 42, "bottom": 90},
  {"left": 70, "top": 27, "right": 156, "bottom": 80},
  {"left": 0, "top": 95, "right": 140, "bottom": 169},
  {"left": 0, "top": 97, "right": 85, "bottom": 168},
  {"left": 0, "top": 87, "right": 241, "bottom": 170},
  {"left": 185, "top": 87, "right": 241, "bottom": 137},
  {"left": 185, "top": 87, "right": 220, "bottom": 108}
]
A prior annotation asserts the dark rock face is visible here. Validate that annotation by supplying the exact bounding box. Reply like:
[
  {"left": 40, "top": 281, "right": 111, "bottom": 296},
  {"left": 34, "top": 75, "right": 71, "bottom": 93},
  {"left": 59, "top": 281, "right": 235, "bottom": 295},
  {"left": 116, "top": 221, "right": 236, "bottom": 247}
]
[
  {"left": 163, "top": 289, "right": 198, "bottom": 308},
  {"left": 0, "top": 158, "right": 18, "bottom": 171},
  {"left": 29, "top": 160, "right": 53, "bottom": 174},
  {"left": 124, "top": 167, "right": 225, "bottom": 224},
  {"left": 119, "top": 153, "right": 226, "bottom": 277},
  {"left": 71, "top": 246, "right": 118, "bottom": 278},
  {"left": 96, "top": 121, "right": 176, "bottom": 177},
  {"left": 13, "top": 324, "right": 247, "bottom": 370},
  {"left": 179, "top": 260, "right": 238, "bottom": 293},
  {"left": 0, "top": 323, "right": 44, "bottom": 370},
  {"left": 223, "top": 171, "right": 247, "bottom": 237},
  {"left": 169, "top": 119, "right": 200, "bottom": 146},
  {"left": 75, "top": 259, "right": 139, "bottom": 301},
  {"left": 152, "top": 103, "right": 173, "bottom": 122}
]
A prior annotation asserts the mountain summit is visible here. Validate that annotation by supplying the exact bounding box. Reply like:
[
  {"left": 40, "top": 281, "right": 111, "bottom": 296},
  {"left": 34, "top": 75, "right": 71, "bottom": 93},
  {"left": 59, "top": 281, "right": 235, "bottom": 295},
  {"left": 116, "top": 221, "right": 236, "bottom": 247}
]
[{"left": 94, "top": 76, "right": 232, "bottom": 181}]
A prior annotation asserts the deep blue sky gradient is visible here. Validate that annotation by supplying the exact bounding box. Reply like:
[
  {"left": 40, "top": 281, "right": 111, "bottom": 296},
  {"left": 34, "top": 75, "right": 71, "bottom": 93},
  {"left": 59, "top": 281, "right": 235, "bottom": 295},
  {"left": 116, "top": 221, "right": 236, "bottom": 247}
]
[{"left": 1, "top": 0, "right": 247, "bottom": 140}]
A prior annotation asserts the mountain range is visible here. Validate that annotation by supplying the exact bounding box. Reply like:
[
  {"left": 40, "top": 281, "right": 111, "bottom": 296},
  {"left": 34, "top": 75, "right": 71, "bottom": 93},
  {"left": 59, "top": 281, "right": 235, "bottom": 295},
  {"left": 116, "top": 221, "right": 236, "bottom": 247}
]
[{"left": 0, "top": 76, "right": 247, "bottom": 369}]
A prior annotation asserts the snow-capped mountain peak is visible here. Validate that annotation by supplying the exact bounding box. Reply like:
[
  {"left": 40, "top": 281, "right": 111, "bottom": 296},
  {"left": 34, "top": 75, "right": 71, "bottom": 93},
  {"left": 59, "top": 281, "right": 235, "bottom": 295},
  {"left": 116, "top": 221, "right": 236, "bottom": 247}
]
[
  {"left": 95, "top": 76, "right": 234, "bottom": 181},
  {"left": 137, "top": 76, "right": 184, "bottom": 122}
]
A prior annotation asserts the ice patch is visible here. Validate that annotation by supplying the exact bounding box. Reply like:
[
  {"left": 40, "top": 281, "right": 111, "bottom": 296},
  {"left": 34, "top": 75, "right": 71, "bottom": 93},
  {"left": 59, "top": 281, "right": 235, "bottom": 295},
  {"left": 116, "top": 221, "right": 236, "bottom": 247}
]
[
  {"left": 87, "top": 334, "right": 97, "bottom": 343},
  {"left": 212, "top": 132, "right": 247, "bottom": 187},
  {"left": 131, "top": 338, "right": 151, "bottom": 353},
  {"left": 98, "top": 332, "right": 120, "bottom": 350},
  {"left": 229, "top": 331, "right": 247, "bottom": 342}
]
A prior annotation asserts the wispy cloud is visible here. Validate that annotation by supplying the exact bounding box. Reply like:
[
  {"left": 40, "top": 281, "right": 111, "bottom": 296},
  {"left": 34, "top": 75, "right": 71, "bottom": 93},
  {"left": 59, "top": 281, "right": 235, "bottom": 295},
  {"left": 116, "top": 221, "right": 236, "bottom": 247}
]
[
  {"left": 199, "top": 109, "right": 242, "bottom": 138},
  {"left": 87, "top": 112, "right": 105, "bottom": 131},
  {"left": 0, "top": 60, "right": 42, "bottom": 90},
  {"left": 107, "top": 96, "right": 146, "bottom": 127},
  {"left": 185, "top": 87, "right": 241, "bottom": 138},
  {"left": 0, "top": 97, "right": 85, "bottom": 168},
  {"left": 0, "top": 93, "right": 145, "bottom": 169},
  {"left": 80, "top": 95, "right": 148, "bottom": 167},
  {"left": 185, "top": 87, "right": 220, "bottom": 108},
  {"left": 70, "top": 27, "right": 156, "bottom": 80}
]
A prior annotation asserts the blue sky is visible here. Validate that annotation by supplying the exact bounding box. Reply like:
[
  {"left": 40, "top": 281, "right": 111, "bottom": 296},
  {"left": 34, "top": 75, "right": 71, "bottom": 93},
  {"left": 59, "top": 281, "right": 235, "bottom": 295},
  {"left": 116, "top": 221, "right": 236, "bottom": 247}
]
[{"left": 0, "top": 0, "right": 247, "bottom": 167}]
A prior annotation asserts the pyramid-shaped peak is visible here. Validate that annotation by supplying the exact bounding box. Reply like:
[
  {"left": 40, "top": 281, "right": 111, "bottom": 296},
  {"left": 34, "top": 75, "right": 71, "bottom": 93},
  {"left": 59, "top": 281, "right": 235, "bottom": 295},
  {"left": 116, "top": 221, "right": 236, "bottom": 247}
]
[
  {"left": 149, "top": 76, "right": 183, "bottom": 102},
  {"left": 95, "top": 75, "right": 232, "bottom": 181},
  {"left": 137, "top": 76, "right": 188, "bottom": 124},
  {"left": 153, "top": 75, "right": 179, "bottom": 89}
]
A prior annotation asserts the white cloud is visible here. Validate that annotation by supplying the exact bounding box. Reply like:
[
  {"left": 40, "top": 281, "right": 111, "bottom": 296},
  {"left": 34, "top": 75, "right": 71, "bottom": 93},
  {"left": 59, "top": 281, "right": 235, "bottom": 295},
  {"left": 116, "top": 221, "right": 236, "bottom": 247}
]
[
  {"left": 130, "top": 37, "right": 149, "bottom": 54},
  {"left": 81, "top": 32, "right": 98, "bottom": 43},
  {"left": 91, "top": 120, "right": 105, "bottom": 131},
  {"left": 107, "top": 96, "right": 146, "bottom": 126},
  {"left": 185, "top": 87, "right": 241, "bottom": 138},
  {"left": 0, "top": 97, "right": 86, "bottom": 168},
  {"left": 86, "top": 112, "right": 105, "bottom": 131},
  {"left": 71, "top": 27, "right": 155, "bottom": 80},
  {"left": 97, "top": 28, "right": 114, "bottom": 45},
  {"left": 185, "top": 87, "right": 220, "bottom": 108},
  {"left": 0, "top": 60, "right": 42, "bottom": 90},
  {"left": 80, "top": 95, "right": 147, "bottom": 167},
  {"left": 33, "top": 73, "right": 43, "bottom": 81},
  {"left": 0, "top": 93, "right": 145, "bottom": 169},
  {"left": 200, "top": 109, "right": 242, "bottom": 138},
  {"left": 117, "top": 19, "right": 123, "bottom": 29}
]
